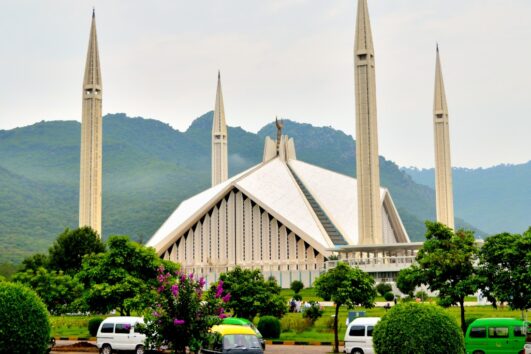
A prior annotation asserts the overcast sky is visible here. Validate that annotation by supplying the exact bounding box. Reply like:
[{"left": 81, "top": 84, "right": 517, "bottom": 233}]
[{"left": 1, "top": 1, "right": 530, "bottom": 168}]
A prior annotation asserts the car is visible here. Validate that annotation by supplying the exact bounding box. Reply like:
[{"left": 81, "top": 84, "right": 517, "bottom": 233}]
[
  {"left": 221, "top": 317, "right": 266, "bottom": 349},
  {"left": 465, "top": 318, "right": 527, "bottom": 354},
  {"left": 343, "top": 317, "right": 380, "bottom": 354},
  {"left": 96, "top": 316, "right": 146, "bottom": 354},
  {"left": 202, "top": 325, "right": 263, "bottom": 354}
]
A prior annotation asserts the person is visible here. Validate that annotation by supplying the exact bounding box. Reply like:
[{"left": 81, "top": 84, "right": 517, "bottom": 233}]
[
  {"left": 290, "top": 298, "right": 296, "bottom": 313},
  {"left": 384, "top": 302, "right": 391, "bottom": 311}
]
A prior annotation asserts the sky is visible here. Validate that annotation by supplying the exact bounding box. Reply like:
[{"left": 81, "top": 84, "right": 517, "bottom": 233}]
[{"left": 1, "top": 1, "right": 530, "bottom": 168}]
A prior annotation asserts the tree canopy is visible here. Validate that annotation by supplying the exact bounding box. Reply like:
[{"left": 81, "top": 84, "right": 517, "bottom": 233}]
[
  {"left": 414, "top": 221, "right": 479, "bottom": 333},
  {"left": 77, "top": 235, "right": 177, "bottom": 315},
  {"left": 314, "top": 262, "right": 376, "bottom": 353},
  {"left": 210, "top": 267, "right": 286, "bottom": 320},
  {"left": 48, "top": 227, "right": 105, "bottom": 275},
  {"left": 478, "top": 228, "right": 531, "bottom": 313}
]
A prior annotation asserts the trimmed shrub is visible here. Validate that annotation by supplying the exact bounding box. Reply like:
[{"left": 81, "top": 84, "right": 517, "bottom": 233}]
[
  {"left": 373, "top": 302, "right": 464, "bottom": 354},
  {"left": 290, "top": 280, "right": 304, "bottom": 294},
  {"left": 292, "top": 293, "right": 302, "bottom": 301},
  {"left": 376, "top": 282, "right": 393, "bottom": 297},
  {"left": 384, "top": 292, "right": 395, "bottom": 301},
  {"left": 257, "top": 316, "right": 281, "bottom": 339},
  {"left": 0, "top": 282, "right": 51, "bottom": 354},
  {"left": 88, "top": 317, "right": 104, "bottom": 337}
]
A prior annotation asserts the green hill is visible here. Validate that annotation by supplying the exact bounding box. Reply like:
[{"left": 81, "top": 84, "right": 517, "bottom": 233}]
[
  {"left": 0, "top": 112, "right": 482, "bottom": 264},
  {"left": 402, "top": 164, "right": 531, "bottom": 234}
]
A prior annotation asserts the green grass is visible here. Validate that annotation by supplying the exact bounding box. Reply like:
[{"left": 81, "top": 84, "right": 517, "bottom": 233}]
[{"left": 49, "top": 305, "right": 524, "bottom": 341}]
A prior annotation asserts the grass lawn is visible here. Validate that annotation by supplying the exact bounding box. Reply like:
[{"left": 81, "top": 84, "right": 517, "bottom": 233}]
[{"left": 51, "top": 304, "right": 524, "bottom": 341}]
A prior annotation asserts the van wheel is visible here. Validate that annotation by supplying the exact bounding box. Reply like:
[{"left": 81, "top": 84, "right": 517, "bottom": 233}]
[
  {"left": 135, "top": 345, "right": 145, "bottom": 354},
  {"left": 101, "top": 344, "right": 112, "bottom": 354},
  {"left": 472, "top": 351, "right": 484, "bottom": 354},
  {"left": 352, "top": 349, "right": 364, "bottom": 354}
]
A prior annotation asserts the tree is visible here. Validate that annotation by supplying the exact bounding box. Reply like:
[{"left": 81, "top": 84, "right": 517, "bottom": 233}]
[
  {"left": 376, "top": 282, "right": 392, "bottom": 297},
  {"left": 77, "top": 235, "right": 177, "bottom": 315},
  {"left": 13, "top": 267, "right": 83, "bottom": 314},
  {"left": 396, "top": 265, "right": 422, "bottom": 298},
  {"left": 415, "top": 221, "right": 479, "bottom": 334},
  {"left": 20, "top": 253, "right": 49, "bottom": 272},
  {"left": 478, "top": 228, "right": 531, "bottom": 316},
  {"left": 314, "top": 262, "right": 376, "bottom": 353},
  {"left": 139, "top": 266, "right": 228, "bottom": 354},
  {"left": 48, "top": 227, "right": 105, "bottom": 275},
  {"left": 209, "top": 267, "right": 287, "bottom": 320},
  {"left": 290, "top": 280, "right": 304, "bottom": 294},
  {"left": 373, "top": 302, "right": 464, "bottom": 354}
]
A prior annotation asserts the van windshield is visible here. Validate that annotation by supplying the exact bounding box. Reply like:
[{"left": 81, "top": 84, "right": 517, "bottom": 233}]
[{"left": 223, "top": 334, "right": 261, "bottom": 349}]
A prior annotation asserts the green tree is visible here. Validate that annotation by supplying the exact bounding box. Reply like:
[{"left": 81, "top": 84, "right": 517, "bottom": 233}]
[
  {"left": 77, "top": 235, "right": 176, "bottom": 315},
  {"left": 210, "top": 267, "right": 286, "bottom": 320},
  {"left": 21, "top": 253, "right": 49, "bottom": 272},
  {"left": 396, "top": 265, "right": 422, "bottom": 298},
  {"left": 314, "top": 262, "right": 376, "bottom": 353},
  {"left": 140, "top": 267, "right": 228, "bottom": 354},
  {"left": 478, "top": 228, "right": 531, "bottom": 316},
  {"left": 415, "top": 221, "right": 479, "bottom": 333},
  {"left": 48, "top": 227, "right": 105, "bottom": 275},
  {"left": 13, "top": 267, "right": 83, "bottom": 315}
]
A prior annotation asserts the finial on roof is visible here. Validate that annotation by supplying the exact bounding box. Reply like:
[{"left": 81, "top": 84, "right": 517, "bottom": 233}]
[
  {"left": 92, "top": 7, "right": 95, "bottom": 17},
  {"left": 218, "top": 70, "right": 220, "bottom": 80},
  {"left": 436, "top": 42, "right": 439, "bottom": 52},
  {"left": 275, "top": 117, "right": 284, "bottom": 156}
]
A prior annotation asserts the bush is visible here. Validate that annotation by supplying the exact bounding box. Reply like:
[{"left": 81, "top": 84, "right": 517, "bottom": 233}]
[
  {"left": 88, "top": 317, "right": 104, "bottom": 337},
  {"left": 373, "top": 302, "right": 464, "bottom": 354},
  {"left": 0, "top": 282, "right": 51, "bottom": 354},
  {"left": 314, "top": 315, "right": 335, "bottom": 333},
  {"left": 384, "top": 292, "right": 395, "bottom": 301},
  {"left": 292, "top": 293, "right": 302, "bottom": 301},
  {"left": 376, "top": 282, "right": 393, "bottom": 297},
  {"left": 415, "top": 290, "right": 428, "bottom": 302},
  {"left": 302, "top": 301, "right": 324, "bottom": 323},
  {"left": 290, "top": 280, "right": 304, "bottom": 294},
  {"left": 257, "top": 316, "right": 281, "bottom": 339}
]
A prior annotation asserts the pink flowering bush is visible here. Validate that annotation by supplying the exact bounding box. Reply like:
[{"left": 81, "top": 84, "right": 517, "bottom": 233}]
[{"left": 139, "top": 266, "right": 230, "bottom": 354}]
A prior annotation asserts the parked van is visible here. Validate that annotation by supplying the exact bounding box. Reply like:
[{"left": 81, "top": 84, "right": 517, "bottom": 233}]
[
  {"left": 465, "top": 318, "right": 527, "bottom": 354},
  {"left": 202, "top": 325, "right": 263, "bottom": 354},
  {"left": 221, "top": 317, "right": 265, "bottom": 349},
  {"left": 343, "top": 317, "right": 380, "bottom": 354},
  {"left": 96, "top": 316, "right": 146, "bottom": 354}
]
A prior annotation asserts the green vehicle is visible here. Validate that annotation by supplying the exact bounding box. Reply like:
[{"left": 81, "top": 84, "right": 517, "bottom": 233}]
[
  {"left": 221, "top": 317, "right": 265, "bottom": 349},
  {"left": 465, "top": 318, "right": 527, "bottom": 354}
]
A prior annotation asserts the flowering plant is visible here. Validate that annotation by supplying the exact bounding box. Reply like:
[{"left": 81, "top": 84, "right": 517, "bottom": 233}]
[{"left": 139, "top": 266, "right": 230, "bottom": 354}]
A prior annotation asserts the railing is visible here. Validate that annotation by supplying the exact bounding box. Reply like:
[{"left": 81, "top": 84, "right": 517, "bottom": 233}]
[{"left": 325, "top": 256, "right": 416, "bottom": 270}]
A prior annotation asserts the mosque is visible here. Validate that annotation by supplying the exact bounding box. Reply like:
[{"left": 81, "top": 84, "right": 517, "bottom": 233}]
[{"left": 79, "top": 1, "right": 455, "bottom": 287}]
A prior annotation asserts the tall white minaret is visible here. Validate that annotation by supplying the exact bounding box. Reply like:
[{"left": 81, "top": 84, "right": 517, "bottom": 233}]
[
  {"left": 79, "top": 10, "right": 103, "bottom": 236},
  {"left": 433, "top": 45, "right": 455, "bottom": 229},
  {"left": 211, "top": 71, "right": 228, "bottom": 186},
  {"left": 354, "top": 0, "right": 382, "bottom": 244}
]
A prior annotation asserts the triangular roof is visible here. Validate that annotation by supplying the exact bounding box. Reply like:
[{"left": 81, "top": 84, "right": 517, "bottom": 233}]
[{"left": 147, "top": 156, "right": 410, "bottom": 254}]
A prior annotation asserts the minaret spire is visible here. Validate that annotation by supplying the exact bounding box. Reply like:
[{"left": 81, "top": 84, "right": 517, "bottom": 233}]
[
  {"left": 212, "top": 71, "right": 228, "bottom": 186},
  {"left": 433, "top": 46, "right": 455, "bottom": 229},
  {"left": 354, "top": 0, "right": 382, "bottom": 245},
  {"left": 79, "top": 11, "right": 103, "bottom": 236}
]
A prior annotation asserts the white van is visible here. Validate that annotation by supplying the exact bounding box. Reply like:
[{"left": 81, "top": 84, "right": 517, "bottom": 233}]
[
  {"left": 96, "top": 316, "right": 146, "bottom": 354},
  {"left": 343, "top": 317, "right": 380, "bottom": 354}
]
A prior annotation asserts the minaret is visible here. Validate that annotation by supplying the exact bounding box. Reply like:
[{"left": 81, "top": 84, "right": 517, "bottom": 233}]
[
  {"left": 354, "top": 0, "right": 382, "bottom": 245},
  {"left": 433, "top": 45, "right": 455, "bottom": 229},
  {"left": 79, "top": 9, "right": 103, "bottom": 236},
  {"left": 211, "top": 71, "right": 228, "bottom": 186}
]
